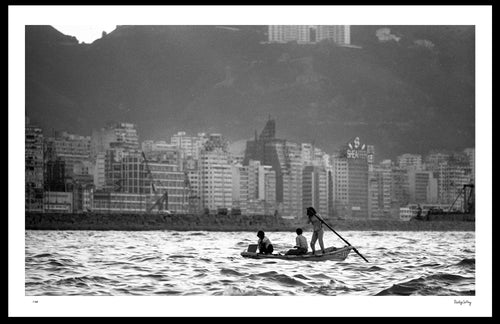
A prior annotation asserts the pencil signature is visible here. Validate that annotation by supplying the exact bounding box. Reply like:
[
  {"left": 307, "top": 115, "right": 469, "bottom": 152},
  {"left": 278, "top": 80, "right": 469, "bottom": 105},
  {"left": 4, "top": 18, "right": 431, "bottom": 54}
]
[{"left": 454, "top": 299, "right": 472, "bottom": 306}]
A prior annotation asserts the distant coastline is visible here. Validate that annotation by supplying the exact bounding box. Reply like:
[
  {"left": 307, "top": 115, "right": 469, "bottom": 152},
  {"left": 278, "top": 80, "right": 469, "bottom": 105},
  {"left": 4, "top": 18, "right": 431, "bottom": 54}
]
[{"left": 25, "top": 213, "right": 475, "bottom": 232}]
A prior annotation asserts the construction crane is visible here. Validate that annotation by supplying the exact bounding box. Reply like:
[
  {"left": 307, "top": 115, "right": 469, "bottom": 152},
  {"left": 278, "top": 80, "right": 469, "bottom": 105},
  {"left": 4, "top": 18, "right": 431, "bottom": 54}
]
[
  {"left": 462, "top": 184, "right": 475, "bottom": 214},
  {"left": 141, "top": 151, "right": 169, "bottom": 214},
  {"left": 447, "top": 183, "right": 474, "bottom": 213}
]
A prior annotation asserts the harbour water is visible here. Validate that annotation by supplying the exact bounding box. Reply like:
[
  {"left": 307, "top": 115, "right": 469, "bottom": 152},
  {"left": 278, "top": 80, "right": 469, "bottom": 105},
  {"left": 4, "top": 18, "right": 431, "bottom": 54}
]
[{"left": 25, "top": 230, "right": 475, "bottom": 296}]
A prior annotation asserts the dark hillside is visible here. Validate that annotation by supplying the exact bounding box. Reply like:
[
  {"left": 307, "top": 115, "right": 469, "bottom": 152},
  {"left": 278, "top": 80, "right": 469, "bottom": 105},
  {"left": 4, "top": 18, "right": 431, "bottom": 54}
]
[{"left": 25, "top": 25, "right": 475, "bottom": 159}]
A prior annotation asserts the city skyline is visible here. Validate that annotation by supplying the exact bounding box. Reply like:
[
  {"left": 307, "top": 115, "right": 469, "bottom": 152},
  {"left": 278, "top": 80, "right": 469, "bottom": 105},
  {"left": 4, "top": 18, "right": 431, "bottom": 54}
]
[
  {"left": 27, "top": 114, "right": 476, "bottom": 163},
  {"left": 26, "top": 114, "right": 475, "bottom": 219}
]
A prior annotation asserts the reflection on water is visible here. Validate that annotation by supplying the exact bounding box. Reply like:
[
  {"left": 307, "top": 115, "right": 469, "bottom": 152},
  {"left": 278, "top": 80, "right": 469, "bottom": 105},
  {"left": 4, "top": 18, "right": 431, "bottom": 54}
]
[{"left": 25, "top": 230, "right": 475, "bottom": 296}]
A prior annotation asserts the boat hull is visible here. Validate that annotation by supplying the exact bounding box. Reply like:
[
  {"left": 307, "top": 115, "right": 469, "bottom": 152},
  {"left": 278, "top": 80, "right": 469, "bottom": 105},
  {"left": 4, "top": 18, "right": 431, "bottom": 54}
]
[{"left": 241, "top": 246, "right": 353, "bottom": 261}]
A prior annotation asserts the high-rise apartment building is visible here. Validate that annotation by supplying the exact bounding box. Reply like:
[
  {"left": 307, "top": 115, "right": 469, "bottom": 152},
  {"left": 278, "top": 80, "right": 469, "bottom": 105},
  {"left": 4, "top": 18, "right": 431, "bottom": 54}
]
[
  {"left": 437, "top": 162, "right": 473, "bottom": 207},
  {"left": 301, "top": 143, "right": 330, "bottom": 168},
  {"left": 367, "top": 145, "right": 375, "bottom": 171},
  {"left": 104, "top": 152, "right": 188, "bottom": 213},
  {"left": 302, "top": 165, "right": 329, "bottom": 217},
  {"left": 369, "top": 160, "right": 392, "bottom": 219},
  {"left": 244, "top": 119, "right": 304, "bottom": 218},
  {"left": 44, "top": 131, "right": 91, "bottom": 180},
  {"left": 391, "top": 167, "right": 410, "bottom": 207},
  {"left": 276, "top": 141, "right": 303, "bottom": 217},
  {"left": 331, "top": 152, "right": 348, "bottom": 217},
  {"left": 170, "top": 131, "right": 208, "bottom": 161},
  {"left": 142, "top": 140, "right": 181, "bottom": 168},
  {"left": 184, "top": 168, "right": 201, "bottom": 213},
  {"left": 316, "top": 25, "right": 351, "bottom": 45},
  {"left": 397, "top": 153, "right": 423, "bottom": 171},
  {"left": 424, "top": 152, "right": 450, "bottom": 172},
  {"left": 408, "top": 170, "right": 438, "bottom": 204},
  {"left": 199, "top": 134, "right": 233, "bottom": 212},
  {"left": 25, "top": 118, "right": 44, "bottom": 211},
  {"left": 91, "top": 122, "right": 140, "bottom": 160},
  {"left": 332, "top": 136, "right": 369, "bottom": 219},
  {"left": 234, "top": 160, "right": 276, "bottom": 215},
  {"left": 463, "top": 148, "right": 475, "bottom": 183},
  {"left": 268, "top": 25, "right": 312, "bottom": 43},
  {"left": 268, "top": 25, "right": 351, "bottom": 45},
  {"left": 45, "top": 158, "right": 66, "bottom": 192},
  {"left": 105, "top": 153, "right": 149, "bottom": 194},
  {"left": 93, "top": 152, "right": 106, "bottom": 190}
]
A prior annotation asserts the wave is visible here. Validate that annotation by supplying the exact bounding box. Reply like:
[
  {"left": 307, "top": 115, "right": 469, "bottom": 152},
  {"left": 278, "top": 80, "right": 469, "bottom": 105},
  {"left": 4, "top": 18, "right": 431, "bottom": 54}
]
[
  {"left": 421, "top": 263, "right": 442, "bottom": 268},
  {"left": 427, "top": 273, "right": 472, "bottom": 282},
  {"left": 408, "top": 286, "right": 475, "bottom": 296},
  {"left": 199, "top": 258, "right": 212, "bottom": 262},
  {"left": 293, "top": 274, "right": 311, "bottom": 280},
  {"left": 141, "top": 256, "right": 163, "bottom": 262},
  {"left": 144, "top": 274, "right": 165, "bottom": 280},
  {"left": 254, "top": 271, "right": 278, "bottom": 278},
  {"left": 151, "top": 290, "right": 182, "bottom": 295},
  {"left": 270, "top": 274, "right": 308, "bottom": 286},
  {"left": 168, "top": 255, "right": 195, "bottom": 259},
  {"left": 33, "top": 253, "right": 53, "bottom": 258},
  {"left": 455, "top": 258, "right": 475, "bottom": 267},
  {"left": 222, "top": 286, "right": 245, "bottom": 296},
  {"left": 102, "top": 261, "right": 131, "bottom": 267},
  {"left": 343, "top": 264, "right": 385, "bottom": 272},
  {"left": 220, "top": 286, "right": 288, "bottom": 296},
  {"left": 220, "top": 268, "right": 245, "bottom": 276},
  {"left": 127, "top": 254, "right": 162, "bottom": 262},
  {"left": 246, "top": 271, "right": 307, "bottom": 286},
  {"left": 55, "top": 275, "right": 117, "bottom": 286},
  {"left": 375, "top": 272, "right": 474, "bottom": 296},
  {"left": 188, "top": 232, "right": 207, "bottom": 236},
  {"left": 25, "top": 282, "right": 42, "bottom": 287},
  {"left": 45, "top": 260, "right": 65, "bottom": 267},
  {"left": 310, "top": 273, "right": 332, "bottom": 279},
  {"left": 375, "top": 283, "right": 419, "bottom": 296},
  {"left": 302, "top": 279, "right": 354, "bottom": 295},
  {"left": 58, "top": 257, "right": 77, "bottom": 264}
]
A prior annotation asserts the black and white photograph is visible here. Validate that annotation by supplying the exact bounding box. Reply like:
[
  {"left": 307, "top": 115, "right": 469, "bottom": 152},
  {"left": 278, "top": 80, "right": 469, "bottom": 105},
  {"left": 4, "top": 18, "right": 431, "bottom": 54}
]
[{"left": 9, "top": 5, "right": 492, "bottom": 317}]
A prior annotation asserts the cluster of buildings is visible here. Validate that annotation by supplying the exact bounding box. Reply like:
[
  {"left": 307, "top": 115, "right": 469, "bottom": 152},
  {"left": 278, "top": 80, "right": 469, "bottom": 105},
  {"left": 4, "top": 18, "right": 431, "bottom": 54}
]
[
  {"left": 267, "top": 25, "right": 351, "bottom": 46},
  {"left": 25, "top": 116, "right": 475, "bottom": 221}
]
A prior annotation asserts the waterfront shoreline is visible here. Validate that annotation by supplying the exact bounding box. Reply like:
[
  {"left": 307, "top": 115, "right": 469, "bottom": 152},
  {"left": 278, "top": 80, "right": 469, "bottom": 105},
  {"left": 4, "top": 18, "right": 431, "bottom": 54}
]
[{"left": 25, "top": 213, "right": 475, "bottom": 232}]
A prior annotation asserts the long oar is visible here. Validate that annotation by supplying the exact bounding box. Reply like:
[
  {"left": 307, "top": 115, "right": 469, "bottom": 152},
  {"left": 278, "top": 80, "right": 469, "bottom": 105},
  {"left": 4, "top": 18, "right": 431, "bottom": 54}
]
[{"left": 314, "top": 214, "right": 369, "bottom": 263}]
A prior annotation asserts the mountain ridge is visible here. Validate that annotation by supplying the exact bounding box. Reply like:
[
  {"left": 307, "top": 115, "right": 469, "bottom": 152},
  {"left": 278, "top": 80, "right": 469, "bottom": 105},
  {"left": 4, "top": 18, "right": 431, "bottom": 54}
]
[{"left": 25, "top": 25, "right": 475, "bottom": 160}]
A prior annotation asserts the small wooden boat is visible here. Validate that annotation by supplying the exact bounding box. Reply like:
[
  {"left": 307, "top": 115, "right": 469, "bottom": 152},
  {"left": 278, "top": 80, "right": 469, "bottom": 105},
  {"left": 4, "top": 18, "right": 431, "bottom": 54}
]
[{"left": 241, "top": 245, "right": 353, "bottom": 262}]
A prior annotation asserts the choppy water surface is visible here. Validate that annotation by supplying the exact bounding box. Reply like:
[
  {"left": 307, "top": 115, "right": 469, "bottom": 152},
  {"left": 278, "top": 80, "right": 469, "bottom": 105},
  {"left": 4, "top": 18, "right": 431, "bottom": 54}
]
[{"left": 25, "top": 230, "right": 475, "bottom": 296}]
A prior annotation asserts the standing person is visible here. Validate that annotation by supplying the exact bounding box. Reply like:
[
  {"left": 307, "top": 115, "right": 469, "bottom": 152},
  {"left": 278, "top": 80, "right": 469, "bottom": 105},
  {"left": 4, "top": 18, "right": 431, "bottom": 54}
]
[
  {"left": 256, "top": 230, "right": 274, "bottom": 254},
  {"left": 306, "top": 207, "right": 325, "bottom": 255},
  {"left": 285, "top": 228, "right": 308, "bottom": 255}
]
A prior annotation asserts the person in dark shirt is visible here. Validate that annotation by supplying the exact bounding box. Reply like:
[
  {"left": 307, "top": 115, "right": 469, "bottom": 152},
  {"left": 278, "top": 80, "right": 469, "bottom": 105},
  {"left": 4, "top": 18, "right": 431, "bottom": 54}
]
[{"left": 257, "top": 230, "right": 274, "bottom": 254}]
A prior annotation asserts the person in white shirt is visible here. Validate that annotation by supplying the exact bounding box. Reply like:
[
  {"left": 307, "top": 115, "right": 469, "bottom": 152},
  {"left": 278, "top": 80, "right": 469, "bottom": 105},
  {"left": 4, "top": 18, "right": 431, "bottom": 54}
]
[
  {"left": 257, "top": 230, "right": 274, "bottom": 254},
  {"left": 285, "top": 228, "right": 308, "bottom": 255}
]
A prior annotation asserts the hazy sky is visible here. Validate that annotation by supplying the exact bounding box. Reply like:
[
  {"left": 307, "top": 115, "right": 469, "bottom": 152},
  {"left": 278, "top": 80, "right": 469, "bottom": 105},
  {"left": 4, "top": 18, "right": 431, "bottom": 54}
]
[{"left": 53, "top": 25, "right": 116, "bottom": 43}]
